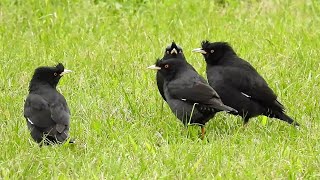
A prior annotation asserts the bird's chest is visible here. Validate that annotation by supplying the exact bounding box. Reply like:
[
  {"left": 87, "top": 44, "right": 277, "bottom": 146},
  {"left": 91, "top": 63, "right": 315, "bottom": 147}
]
[
  {"left": 206, "top": 68, "right": 226, "bottom": 87},
  {"left": 163, "top": 84, "right": 172, "bottom": 101}
]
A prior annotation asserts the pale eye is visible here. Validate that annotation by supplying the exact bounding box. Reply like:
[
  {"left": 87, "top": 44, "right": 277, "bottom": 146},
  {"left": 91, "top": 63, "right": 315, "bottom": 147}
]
[
  {"left": 210, "top": 50, "right": 214, "bottom": 53},
  {"left": 179, "top": 50, "right": 182, "bottom": 54},
  {"left": 54, "top": 72, "right": 58, "bottom": 76},
  {"left": 166, "top": 51, "right": 169, "bottom": 54},
  {"left": 164, "top": 64, "right": 169, "bottom": 68}
]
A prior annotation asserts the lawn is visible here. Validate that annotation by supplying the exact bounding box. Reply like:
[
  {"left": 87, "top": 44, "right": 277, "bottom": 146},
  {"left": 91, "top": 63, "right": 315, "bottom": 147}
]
[{"left": 1, "top": 0, "right": 320, "bottom": 179}]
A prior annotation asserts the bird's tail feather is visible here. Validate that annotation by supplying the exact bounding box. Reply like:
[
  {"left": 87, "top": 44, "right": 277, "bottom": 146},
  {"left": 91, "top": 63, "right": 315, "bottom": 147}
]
[
  {"left": 197, "top": 103, "right": 238, "bottom": 114},
  {"left": 212, "top": 103, "right": 238, "bottom": 114},
  {"left": 221, "top": 104, "right": 238, "bottom": 114},
  {"left": 274, "top": 112, "right": 300, "bottom": 126}
]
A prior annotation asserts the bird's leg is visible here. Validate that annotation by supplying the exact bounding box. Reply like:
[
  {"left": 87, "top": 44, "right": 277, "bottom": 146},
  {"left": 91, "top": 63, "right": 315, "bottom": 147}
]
[
  {"left": 242, "top": 111, "right": 250, "bottom": 126},
  {"left": 39, "top": 141, "right": 44, "bottom": 147},
  {"left": 201, "top": 126, "right": 206, "bottom": 140},
  {"left": 243, "top": 117, "right": 250, "bottom": 127}
]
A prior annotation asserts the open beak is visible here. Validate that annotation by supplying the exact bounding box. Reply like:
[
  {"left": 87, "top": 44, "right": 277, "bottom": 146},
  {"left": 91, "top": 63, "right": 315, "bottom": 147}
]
[
  {"left": 60, "top": 69, "right": 72, "bottom": 76},
  {"left": 147, "top": 65, "right": 161, "bottom": 70},
  {"left": 170, "top": 48, "right": 178, "bottom": 55},
  {"left": 192, "top": 48, "right": 207, "bottom": 54}
]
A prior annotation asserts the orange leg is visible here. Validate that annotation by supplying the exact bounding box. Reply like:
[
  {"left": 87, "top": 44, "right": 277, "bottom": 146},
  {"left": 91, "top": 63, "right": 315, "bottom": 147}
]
[{"left": 201, "top": 126, "right": 206, "bottom": 139}]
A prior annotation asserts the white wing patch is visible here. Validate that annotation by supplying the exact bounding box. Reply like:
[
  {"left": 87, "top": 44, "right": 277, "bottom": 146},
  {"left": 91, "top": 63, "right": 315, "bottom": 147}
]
[
  {"left": 27, "top": 118, "right": 34, "bottom": 125},
  {"left": 241, "top": 92, "right": 251, "bottom": 98},
  {"left": 181, "top": 99, "right": 187, "bottom": 101}
]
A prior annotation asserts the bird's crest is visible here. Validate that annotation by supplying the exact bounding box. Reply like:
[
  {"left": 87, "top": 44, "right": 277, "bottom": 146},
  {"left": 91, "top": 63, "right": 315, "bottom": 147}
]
[
  {"left": 201, "top": 41, "right": 232, "bottom": 50},
  {"left": 171, "top": 41, "right": 178, "bottom": 49},
  {"left": 201, "top": 40, "right": 211, "bottom": 49},
  {"left": 166, "top": 41, "right": 182, "bottom": 52},
  {"left": 55, "top": 63, "right": 65, "bottom": 73}
]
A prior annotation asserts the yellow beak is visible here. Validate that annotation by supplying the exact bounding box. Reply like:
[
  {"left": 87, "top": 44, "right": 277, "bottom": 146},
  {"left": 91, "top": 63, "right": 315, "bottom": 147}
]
[
  {"left": 60, "top": 69, "right": 72, "bottom": 76},
  {"left": 147, "top": 65, "right": 161, "bottom": 70},
  {"left": 192, "top": 48, "right": 207, "bottom": 54}
]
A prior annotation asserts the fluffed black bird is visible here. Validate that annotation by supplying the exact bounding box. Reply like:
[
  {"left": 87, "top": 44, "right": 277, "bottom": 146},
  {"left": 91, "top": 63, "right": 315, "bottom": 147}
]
[
  {"left": 193, "top": 41, "right": 299, "bottom": 126},
  {"left": 148, "top": 58, "right": 237, "bottom": 138},
  {"left": 162, "top": 41, "right": 185, "bottom": 60},
  {"left": 156, "top": 42, "right": 186, "bottom": 101},
  {"left": 24, "top": 63, "right": 74, "bottom": 145},
  {"left": 156, "top": 42, "right": 203, "bottom": 101}
]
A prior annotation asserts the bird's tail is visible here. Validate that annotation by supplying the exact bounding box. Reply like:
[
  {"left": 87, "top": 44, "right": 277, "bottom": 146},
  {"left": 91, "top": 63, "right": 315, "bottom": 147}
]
[
  {"left": 222, "top": 104, "right": 238, "bottom": 114},
  {"left": 213, "top": 103, "right": 238, "bottom": 114},
  {"left": 274, "top": 112, "right": 300, "bottom": 126},
  {"left": 197, "top": 103, "right": 237, "bottom": 114}
]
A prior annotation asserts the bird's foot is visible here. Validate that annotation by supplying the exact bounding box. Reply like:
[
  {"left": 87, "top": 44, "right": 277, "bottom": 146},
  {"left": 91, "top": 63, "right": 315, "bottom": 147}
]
[{"left": 200, "top": 126, "right": 206, "bottom": 140}]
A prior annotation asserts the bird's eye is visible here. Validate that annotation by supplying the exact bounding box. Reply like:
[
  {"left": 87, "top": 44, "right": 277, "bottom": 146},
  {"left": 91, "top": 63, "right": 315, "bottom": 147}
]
[
  {"left": 166, "top": 51, "right": 169, "bottom": 54},
  {"left": 179, "top": 50, "right": 182, "bottom": 54},
  {"left": 210, "top": 50, "right": 214, "bottom": 53},
  {"left": 54, "top": 72, "right": 58, "bottom": 76},
  {"left": 164, "top": 64, "right": 169, "bottom": 68}
]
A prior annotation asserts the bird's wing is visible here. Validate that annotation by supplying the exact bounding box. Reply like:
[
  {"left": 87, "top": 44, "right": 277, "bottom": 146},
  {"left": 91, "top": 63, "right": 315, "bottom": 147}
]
[
  {"left": 24, "top": 93, "right": 70, "bottom": 134},
  {"left": 168, "top": 79, "right": 237, "bottom": 113},
  {"left": 24, "top": 94, "right": 54, "bottom": 128},
  {"left": 49, "top": 98, "right": 70, "bottom": 131},
  {"left": 168, "top": 77, "right": 220, "bottom": 105},
  {"left": 156, "top": 62, "right": 205, "bottom": 102},
  {"left": 220, "top": 64, "right": 284, "bottom": 111}
]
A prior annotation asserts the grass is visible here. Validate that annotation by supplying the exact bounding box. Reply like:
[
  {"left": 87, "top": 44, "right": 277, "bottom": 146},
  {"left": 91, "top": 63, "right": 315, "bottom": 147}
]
[{"left": 0, "top": 0, "right": 320, "bottom": 179}]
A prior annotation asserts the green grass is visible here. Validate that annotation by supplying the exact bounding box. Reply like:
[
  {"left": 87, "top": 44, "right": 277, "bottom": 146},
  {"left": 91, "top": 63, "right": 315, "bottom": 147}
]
[{"left": 1, "top": 0, "right": 320, "bottom": 179}]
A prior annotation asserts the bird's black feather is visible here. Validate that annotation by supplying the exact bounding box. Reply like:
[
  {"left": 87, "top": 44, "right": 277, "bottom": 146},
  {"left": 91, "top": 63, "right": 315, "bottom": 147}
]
[
  {"left": 24, "top": 63, "right": 73, "bottom": 145},
  {"left": 156, "top": 42, "right": 204, "bottom": 101},
  {"left": 196, "top": 41, "right": 299, "bottom": 126},
  {"left": 155, "top": 58, "right": 237, "bottom": 126}
]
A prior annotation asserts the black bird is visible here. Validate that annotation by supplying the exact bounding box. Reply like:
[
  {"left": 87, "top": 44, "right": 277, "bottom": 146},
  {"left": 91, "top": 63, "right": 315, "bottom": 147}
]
[
  {"left": 24, "top": 63, "right": 74, "bottom": 145},
  {"left": 148, "top": 58, "right": 237, "bottom": 138},
  {"left": 193, "top": 41, "right": 299, "bottom": 126},
  {"left": 162, "top": 41, "right": 186, "bottom": 60},
  {"left": 156, "top": 42, "right": 203, "bottom": 101}
]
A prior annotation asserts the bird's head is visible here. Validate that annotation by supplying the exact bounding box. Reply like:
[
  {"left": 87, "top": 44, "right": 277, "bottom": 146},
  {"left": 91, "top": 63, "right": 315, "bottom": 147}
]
[
  {"left": 192, "top": 41, "right": 235, "bottom": 64},
  {"left": 31, "top": 63, "right": 72, "bottom": 88},
  {"left": 148, "top": 58, "right": 187, "bottom": 81},
  {"left": 163, "top": 41, "right": 185, "bottom": 60}
]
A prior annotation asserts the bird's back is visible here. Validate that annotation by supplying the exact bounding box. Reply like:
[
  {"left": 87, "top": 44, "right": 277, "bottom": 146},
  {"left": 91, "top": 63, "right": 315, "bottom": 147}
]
[
  {"left": 24, "top": 93, "right": 53, "bottom": 128},
  {"left": 207, "top": 56, "right": 283, "bottom": 115},
  {"left": 24, "top": 85, "right": 70, "bottom": 130}
]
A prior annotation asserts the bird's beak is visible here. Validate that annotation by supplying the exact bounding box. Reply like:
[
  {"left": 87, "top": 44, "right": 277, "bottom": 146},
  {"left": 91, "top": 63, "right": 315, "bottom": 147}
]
[
  {"left": 192, "top": 48, "right": 207, "bottom": 54},
  {"left": 170, "top": 48, "right": 178, "bottom": 55},
  {"left": 147, "top": 65, "right": 161, "bottom": 70},
  {"left": 60, "top": 69, "right": 72, "bottom": 76}
]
